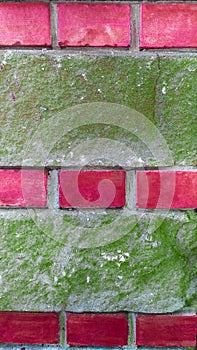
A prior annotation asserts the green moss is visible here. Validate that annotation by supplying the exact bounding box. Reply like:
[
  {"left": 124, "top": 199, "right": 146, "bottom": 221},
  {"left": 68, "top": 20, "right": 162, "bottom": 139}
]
[
  {"left": 0, "top": 53, "right": 196, "bottom": 165},
  {"left": 155, "top": 57, "right": 197, "bottom": 164},
  {"left": 0, "top": 52, "right": 196, "bottom": 312},
  {"left": 0, "top": 212, "right": 196, "bottom": 312},
  {"left": 0, "top": 54, "right": 157, "bottom": 166}
]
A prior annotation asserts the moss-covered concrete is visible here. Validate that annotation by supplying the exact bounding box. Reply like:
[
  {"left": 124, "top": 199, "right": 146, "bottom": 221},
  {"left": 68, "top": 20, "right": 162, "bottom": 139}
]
[
  {"left": 0, "top": 52, "right": 196, "bottom": 313},
  {"left": 0, "top": 52, "right": 196, "bottom": 166},
  {"left": 155, "top": 57, "right": 197, "bottom": 165},
  {"left": 0, "top": 210, "right": 196, "bottom": 312}
]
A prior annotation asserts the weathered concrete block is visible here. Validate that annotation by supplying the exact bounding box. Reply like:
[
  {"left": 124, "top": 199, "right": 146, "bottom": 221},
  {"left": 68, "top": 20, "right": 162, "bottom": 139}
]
[{"left": 0, "top": 53, "right": 196, "bottom": 166}]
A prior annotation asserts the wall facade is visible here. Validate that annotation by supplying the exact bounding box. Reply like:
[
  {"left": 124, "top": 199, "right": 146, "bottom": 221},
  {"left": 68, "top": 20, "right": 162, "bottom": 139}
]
[{"left": 0, "top": 1, "right": 196, "bottom": 349}]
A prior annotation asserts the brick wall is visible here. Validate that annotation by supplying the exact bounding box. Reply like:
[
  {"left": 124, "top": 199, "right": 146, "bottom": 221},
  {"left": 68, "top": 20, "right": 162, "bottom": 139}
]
[
  {"left": 0, "top": 312, "right": 196, "bottom": 347},
  {"left": 1, "top": 2, "right": 197, "bottom": 49},
  {"left": 0, "top": 1, "right": 196, "bottom": 349}
]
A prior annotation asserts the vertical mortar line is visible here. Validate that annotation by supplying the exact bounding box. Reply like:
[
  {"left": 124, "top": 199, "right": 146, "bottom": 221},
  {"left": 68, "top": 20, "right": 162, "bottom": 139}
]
[
  {"left": 132, "top": 312, "right": 137, "bottom": 348},
  {"left": 48, "top": 169, "right": 59, "bottom": 209},
  {"left": 65, "top": 311, "right": 68, "bottom": 348},
  {"left": 59, "top": 311, "right": 66, "bottom": 347},
  {"left": 126, "top": 170, "right": 136, "bottom": 210},
  {"left": 128, "top": 312, "right": 137, "bottom": 348},
  {"left": 127, "top": 2, "right": 133, "bottom": 51},
  {"left": 131, "top": 3, "right": 140, "bottom": 51},
  {"left": 50, "top": 2, "right": 59, "bottom": 50}
]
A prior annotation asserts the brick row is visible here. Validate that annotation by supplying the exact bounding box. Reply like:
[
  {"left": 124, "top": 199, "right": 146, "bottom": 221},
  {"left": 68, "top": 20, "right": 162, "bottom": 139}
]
[
  {"left": 0, "top": 2, "right": 130, "bottom": 48},
  {"left": 0, "top": 169, "right": 126, "bottom": 208},
  {"left": 0, "top": 312, "right": 196, "bottom": 346},
  {"left": 0, "top": 169, "right": 197, "bottom": 209},
  {"left": 1, "top": 3, "right": 197, "bottom": 48}
]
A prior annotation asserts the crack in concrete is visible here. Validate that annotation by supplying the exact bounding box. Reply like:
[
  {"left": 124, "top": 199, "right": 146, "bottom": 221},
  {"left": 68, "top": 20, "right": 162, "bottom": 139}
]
[{"left": 153, "top": 54, "right": 162, "bottom": 121}]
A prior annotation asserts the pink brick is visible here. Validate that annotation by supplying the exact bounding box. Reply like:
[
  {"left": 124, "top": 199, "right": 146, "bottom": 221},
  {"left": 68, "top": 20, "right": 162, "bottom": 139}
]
[
  {"left": 136, "top": 315, "right": 197, "bottom": 347},
  {"left": 137, "top": 171, "right": 197, "bottom": 209},
  {"left": 59, "top": 170, "right": 126, "bottom": 208},
  {"left": 0, "top": 2, "right": 51, "bottom": 47},
  {"left": 0, "top": 312, "right": 59, "bottom": 344},
  {"left": 0, "top": 169, "right": 47, "bottom": 207},
  {"left": 140, "top": 4, "right": 197, "bottom": 48},
  {"left": 58, "top": 4, "right": 130, "bottom": 47},
  {"left": 66, "top": 313, "right": 128, "bottom": 346}
]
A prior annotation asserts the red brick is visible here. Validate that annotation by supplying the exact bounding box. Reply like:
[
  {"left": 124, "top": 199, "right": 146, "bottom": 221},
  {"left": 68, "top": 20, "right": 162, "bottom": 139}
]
[
  {"left": 0, "top": 2, "right": 51, "bottom": 47},
  {"left": 0, "top": 312, "right": 59, "bottom": 344},
  {"left": 136, "top": 171, "right": 197, "bottom": 209},
  {"left": 0, "top": 169, "right": 47, "bottom": 207},
  {"left": 136, "top": 315, "right": 197, "bottom": 347},
  {"left": 66, "top": 313, "right": 128, "bottom": 346},
  {"left": 59, "top": 170, "right": 126, "bottom": 208},
  {"left": 140, "top": 4, "right": 197, "bottom": 48},
  {"left": 58, "top": 4, "right": 130, "bottom": 47}
]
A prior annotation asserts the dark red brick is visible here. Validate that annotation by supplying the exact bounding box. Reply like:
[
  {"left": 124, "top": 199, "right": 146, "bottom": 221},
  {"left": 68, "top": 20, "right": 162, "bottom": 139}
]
[
  {"left": 59, "top": 170, "right": 126, "bottom": 208},
  {"left": 66, "top": 313, "right": 128, "bottom": 346},
  {"left": 0, "top": 2, "right": 51, "bottom": 47},
  {"left": 137, "top": 171, "right": 197, "bottom": 209},
  {"left": 136, "top": 314, "right": 197, "bottom": 347},
  {"left": 0, "top": 312, "right": 59, "bottom": 344},
  {"left": 140, "top": 4, "right": 197, "bottom": 48},
  {"left": 58, "top": 3, "right": 130, "bottom": 47},
  {"left": 0, "top": 169, "right": 47, "bottom": 207}
]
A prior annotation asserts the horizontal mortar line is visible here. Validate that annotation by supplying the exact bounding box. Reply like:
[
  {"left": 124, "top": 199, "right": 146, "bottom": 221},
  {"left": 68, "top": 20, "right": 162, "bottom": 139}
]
[
  {"left": 0, "top": 47, "right": 53, "bottom": 51},
  {"left": 0, "top": 208, "right": 194, "bottom": 219},
  {"left": 0, "top": 165, "right": 125, "bottom": 170},
  {"left": 0, "top": 310, "right": 195, "bottom": 314},
  {"left": 1, "top": 48, "right": 197, "bottom": 58},
  {"left": 140, "top": 48, "right": 197, "bottom": 53},
  {"left": 137, "top": 166, "right": 197, "bottom": 171},
  {"left": 0, "top": 165, "right": 196, "bottom": 171}
]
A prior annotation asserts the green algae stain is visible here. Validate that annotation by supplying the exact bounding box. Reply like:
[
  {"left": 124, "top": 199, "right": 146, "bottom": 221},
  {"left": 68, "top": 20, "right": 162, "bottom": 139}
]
[
  {"left": 155, "top": 57, "right": 197, "bottom": 165},
  {"left": 0, "top": 212, "right": 196, "bottom": 313},
  {"left": 0, "top": 53, "right": 196, "bottom": 165},
  {"left": 0, "top": 53, "right": 196, "bottom": 313},
  {"left": 0, "top": 54, "right": 158, "bottom": 166}
]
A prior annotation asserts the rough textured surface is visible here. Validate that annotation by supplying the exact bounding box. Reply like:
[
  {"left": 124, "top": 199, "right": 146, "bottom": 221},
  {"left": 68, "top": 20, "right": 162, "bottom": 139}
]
[
  {"left": 58, "top": 4, "right": 130, "bottom": 47},
  {"left": 136, "top": 315, "right": 197, "bottom": 347},
  {"left": 140, "top": 4, "right": 197, "bottom": 48},
  {"left": 59, "top": 170, "right": 125, "bottom": 208},
  {"left": 0, "top": 3, "right": 51, "bottom": 47},
  {"left": 137, "top": 171, "right": 197, "bottom": 209},
  {"left": 66, "top": 313, "right": 128, "bottom": 346},
  {"left": 0, "top": 52, "right": 196, "bottom": 314},
  {"left": 0, "top": 53, "right": 196, "bottom": 166},
  {"left": 0, "top": 210, "right": 196, "bottom": 312},
  {"left": 0, "top": 169, "right": 47, "bottom": 207},
  {"left": 0, "top": 312, "right": 59, "bottom": 344}
]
